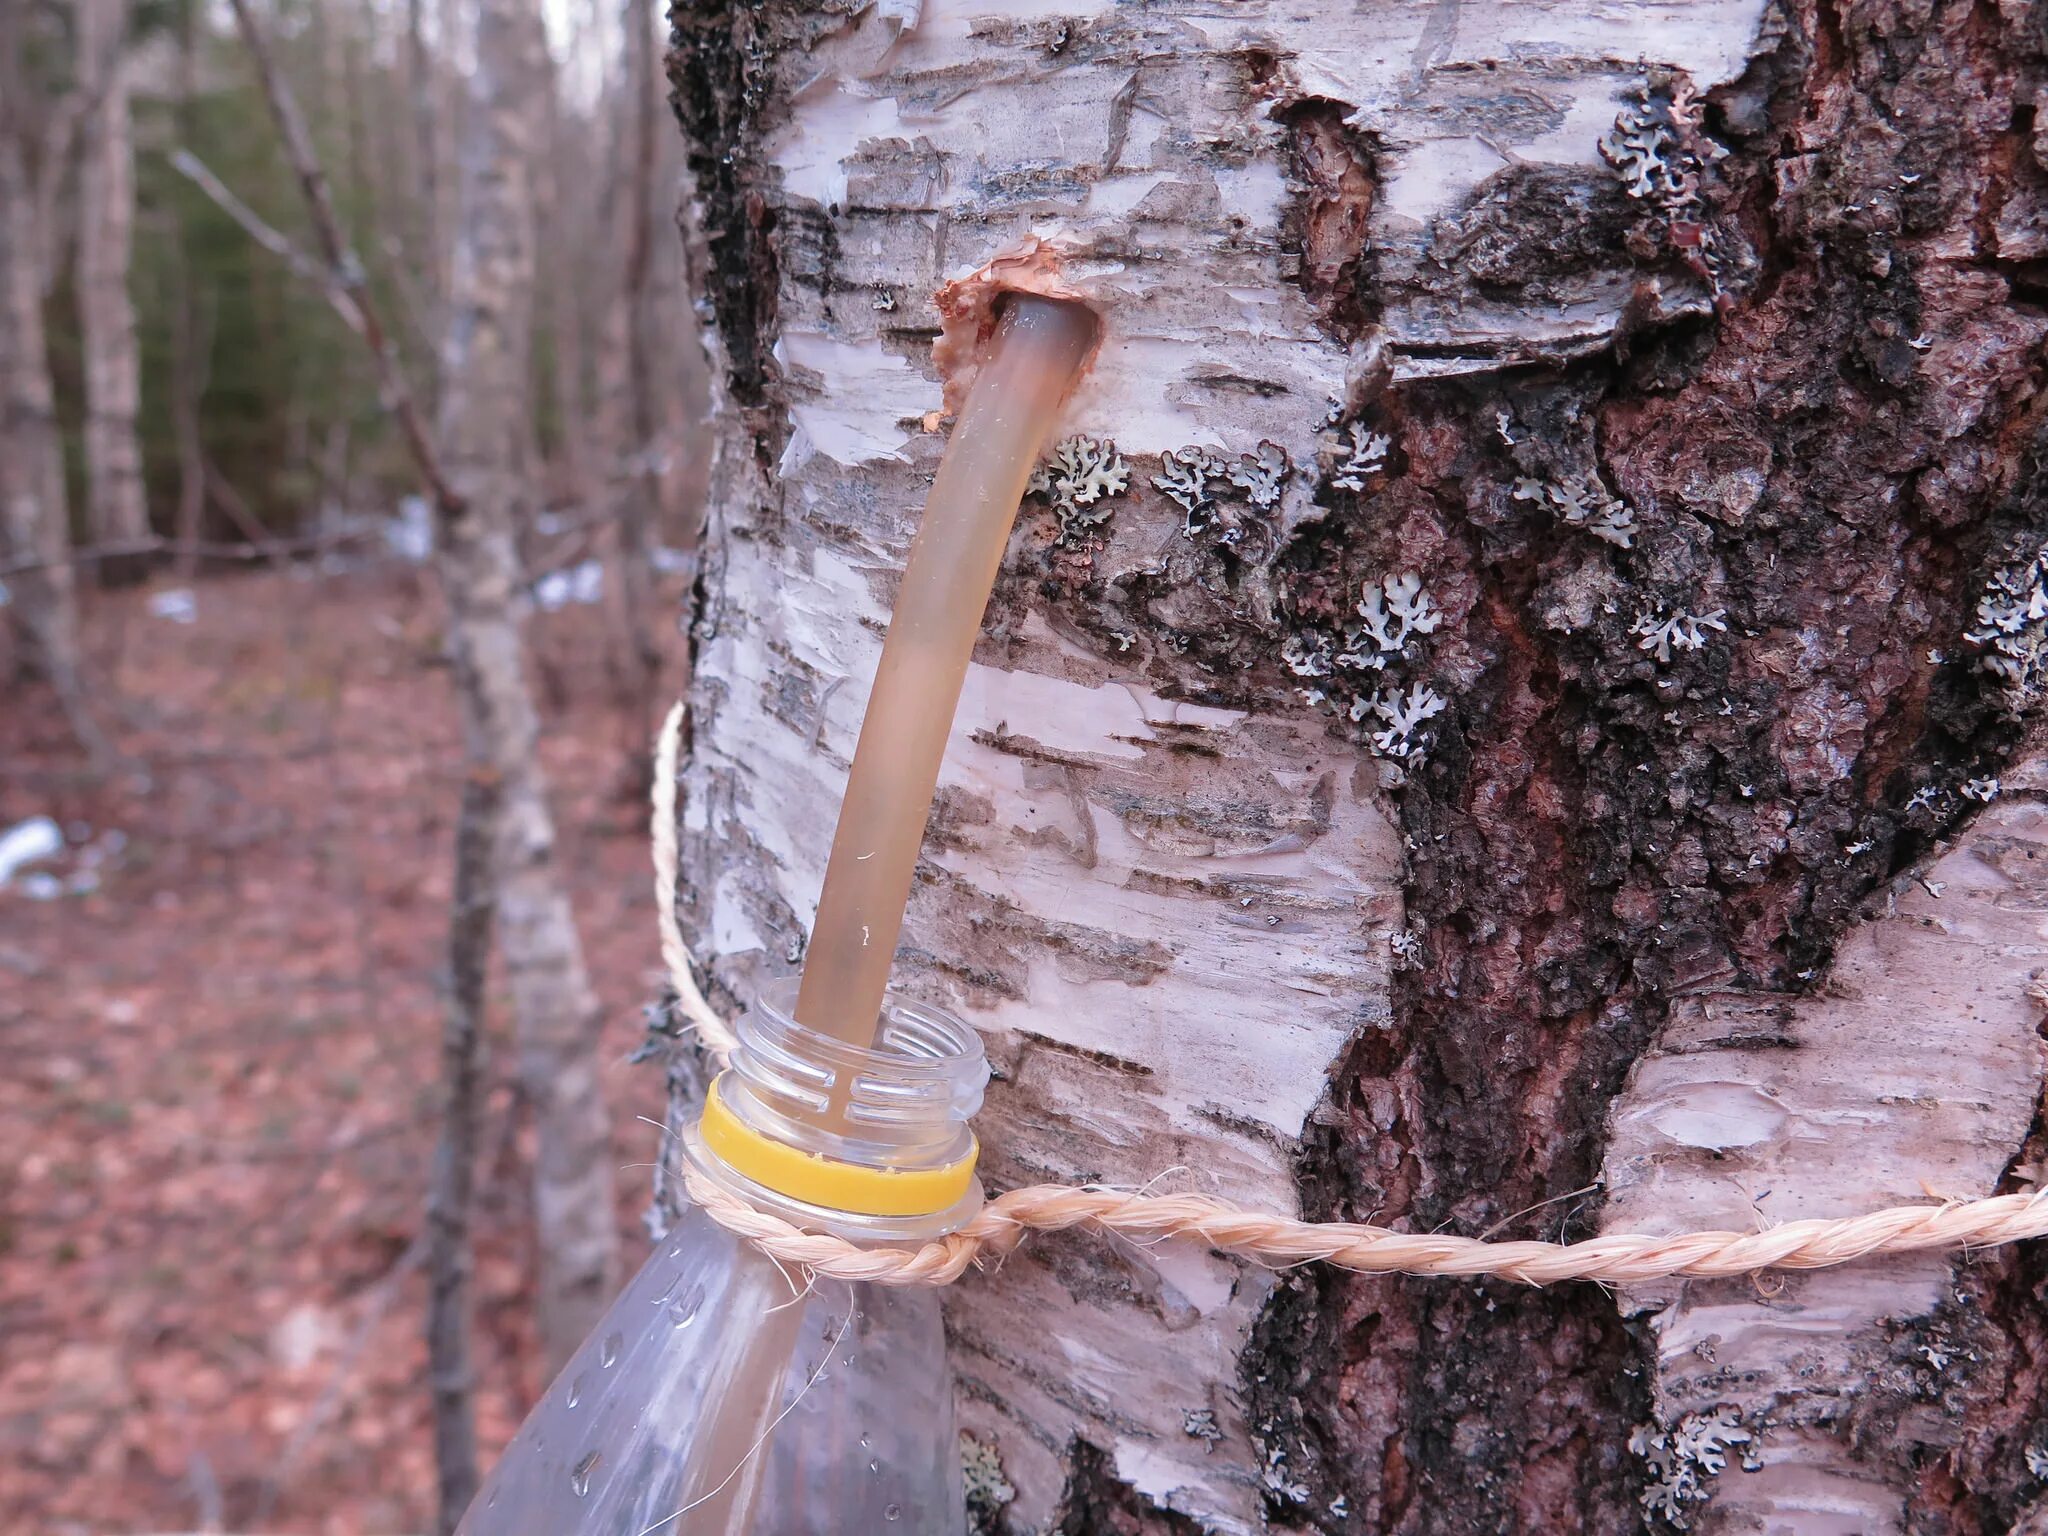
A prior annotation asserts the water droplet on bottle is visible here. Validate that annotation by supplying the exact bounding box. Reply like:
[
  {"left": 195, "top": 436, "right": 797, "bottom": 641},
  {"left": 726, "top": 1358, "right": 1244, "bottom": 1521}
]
[
  {"left": 885, "top": 1503, "right": 902, "bottom": 1522},
  {"left": 601, "top": 1332, "right": 622, "bottom": 1368},
  {"left": 868, "top": 1458, "right": 880, "bottom": 1475},
  {"left": 567, "top": 1374, "right": 586, "bottom": 1408},
  {"left": 570, "top": 1449, "right": 602, "bottom": 1498},
  {"left": 485, "top": 1492, "right": 498, "bottom": 1509},
  {"left": 860, "top": 1433, "right": 872, "bottom": 1449},
  {"left": 669, "top": 1283, "right": 705, "bottom": 1327},
  {"left": 653, "top": 1272, "right": 681, "bottom": 1306}
]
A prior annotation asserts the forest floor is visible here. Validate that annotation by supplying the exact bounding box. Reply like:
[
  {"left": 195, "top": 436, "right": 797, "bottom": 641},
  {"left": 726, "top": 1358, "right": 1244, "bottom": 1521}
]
[{"left": 0, "top": 558, "right": 689, "bottom": 1535}]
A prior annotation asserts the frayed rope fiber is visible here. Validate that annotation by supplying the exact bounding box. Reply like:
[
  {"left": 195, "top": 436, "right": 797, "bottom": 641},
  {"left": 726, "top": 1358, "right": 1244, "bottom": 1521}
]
[{"left": 652, "top": 702, "right": 2048, "bottom": 1289}]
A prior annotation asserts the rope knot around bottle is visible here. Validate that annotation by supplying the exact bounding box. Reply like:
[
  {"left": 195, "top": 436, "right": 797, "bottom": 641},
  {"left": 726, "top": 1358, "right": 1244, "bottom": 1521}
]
[{"left": 652, "top": 703, "right": 2048, "bottom": 1290}]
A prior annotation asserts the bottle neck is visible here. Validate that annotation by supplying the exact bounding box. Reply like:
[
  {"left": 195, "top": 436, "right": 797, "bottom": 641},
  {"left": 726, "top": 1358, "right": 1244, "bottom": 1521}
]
[{"left": 689, "top": 979, "right": 989, "bottom": 1245}]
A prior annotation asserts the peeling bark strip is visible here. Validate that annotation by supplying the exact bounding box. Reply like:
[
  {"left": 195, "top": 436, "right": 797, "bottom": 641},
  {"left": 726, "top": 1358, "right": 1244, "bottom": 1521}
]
[{"left": 663, "top": 0, "right": 2048, "bottom": 1531}]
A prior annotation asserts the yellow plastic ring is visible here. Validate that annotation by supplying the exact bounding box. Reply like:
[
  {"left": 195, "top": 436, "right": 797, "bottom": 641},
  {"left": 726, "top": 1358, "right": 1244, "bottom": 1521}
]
[{"left": 697, "top": 1075, "right": 980, "bottom": 1219}]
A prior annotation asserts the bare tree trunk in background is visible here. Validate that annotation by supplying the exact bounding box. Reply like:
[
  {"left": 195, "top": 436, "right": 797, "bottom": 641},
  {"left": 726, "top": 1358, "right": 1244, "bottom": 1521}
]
[
  {"left": 0, "top": 129, "right": 82, "bottom": 686},
  {"left": 619, "top": 0, "right": 663, "bottom": 568},
  {"left": 403, "top": 0, "right": 453, "bottom": 406},
  {"left": 0, "top": 14, "right": 106, "bottom": 764},
  {"left": 637, "top": 38, "right": 709, "bottom": 561},
  {"left": 169, "top": 4, "right": 208, "bottom": 581},
  {"left": 168, "top": 286, "right": 211, "bottom": 579},
  {"left": 433, "top": 0, "right": 462, "bottom": 331},
  {"left": 221, "top": 0, "right": 620, "bottom": 1384},
  {"left": 340, "top": 27, "right": 373, "bottom": 254},
  {"left": 664, "top": 2, "right": 2048, "bottom": 1532},
  {"left": 536, "top": 33, "right": 593, "bottom": 512},
  {"left": 591, "top": 0, "right": 663, "bottom": 737},
  {"left": 74, "top": 0, "right": 151, "bottom": 583},
  {"left": 407, "top": 0, "right": 439, "bottom": 296},
  {"left": 425, "top": 768, "right": 498, "bottom": 1536},
  {"left": 437, "top": 0, "right": 619, "bottom": 1372},
  {"left": 223, "top": 0, "right": 456, "bottom": 513}
]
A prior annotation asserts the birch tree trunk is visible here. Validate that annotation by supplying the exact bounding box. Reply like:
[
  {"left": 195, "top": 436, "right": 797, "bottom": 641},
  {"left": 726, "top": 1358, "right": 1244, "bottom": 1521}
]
[
  {"left": 0, "top": 15, "right": 102, "bottom": 760},
  {"left": 663, "top": 1, "right": 2048, "bottom": 1531},
  {"left": 436, "top": 0, "right": 619, "bottom": 1372},
  {"left": 1, "top": 118, "right": 80, "bottom": 670},
  {"left": 74, "top": 0, "right": 150, "bottom": 578},
  {"left": 407, "top": 0, "right": 439, "bottom": 307}
]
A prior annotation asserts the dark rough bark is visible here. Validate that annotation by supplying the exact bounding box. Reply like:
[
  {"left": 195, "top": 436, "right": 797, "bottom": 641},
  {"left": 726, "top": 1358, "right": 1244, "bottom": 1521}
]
[
  {"left": 1921, "top": 1095, "right": 2048, "bottom": 1535},
  {"left": 667, "top": 2, "right": 782, "bottom": 418},
  {"left": 661, "top": 0, "right": 2048, "bottom": 1529},
  {"left": 1257, "top": 3, "right": 2048, "bottom": 1532}
]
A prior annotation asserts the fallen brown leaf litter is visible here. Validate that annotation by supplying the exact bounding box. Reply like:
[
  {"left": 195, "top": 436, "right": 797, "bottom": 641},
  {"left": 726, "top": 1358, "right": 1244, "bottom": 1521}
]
[{"left": 1, "top": 564, "right": 680, "bottom": 1535}]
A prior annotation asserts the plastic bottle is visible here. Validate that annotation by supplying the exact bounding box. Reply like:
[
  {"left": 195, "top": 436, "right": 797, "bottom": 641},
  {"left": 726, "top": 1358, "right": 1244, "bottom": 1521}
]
[{"left": 454, "top": 980, "right": 988, "bottom": 1535}]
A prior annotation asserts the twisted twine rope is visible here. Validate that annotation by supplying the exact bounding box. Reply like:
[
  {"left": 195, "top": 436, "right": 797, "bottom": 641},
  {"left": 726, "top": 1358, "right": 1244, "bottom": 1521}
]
[
  {"left": 653, "top": 702, "right": 738, "bottom": 1059},
  {"left": 650, "top": 702, "right": 2048, "bottom": 1288}
]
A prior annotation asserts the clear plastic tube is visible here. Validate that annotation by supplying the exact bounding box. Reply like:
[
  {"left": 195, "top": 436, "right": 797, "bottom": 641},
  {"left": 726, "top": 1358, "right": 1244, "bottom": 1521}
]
[{"left": 794, "top": 294, "right": 1098, "bottom": 1054}]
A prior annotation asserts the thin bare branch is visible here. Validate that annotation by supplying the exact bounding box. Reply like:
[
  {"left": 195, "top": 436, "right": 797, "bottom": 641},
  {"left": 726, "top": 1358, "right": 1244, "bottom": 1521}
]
[
  {"left": 202, "top": 457, "right": 292, "bottom": 569},
  {"left": 167, "top": 149, "right": 363, "bottom": 331},
  {"left": 0, "top": 528, "right": 380, "bottom": 579},
  {"left": 220, "top": 0, "right": 462, "bottom": 517}
]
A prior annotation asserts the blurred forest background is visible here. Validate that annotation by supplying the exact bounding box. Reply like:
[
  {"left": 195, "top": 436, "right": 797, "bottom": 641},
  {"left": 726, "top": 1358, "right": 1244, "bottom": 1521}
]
[
  {"left": 11, "top": 0, "right": 705, "bottom": 564},
  {"left": 1, "top": 0, "right": 710, "bottom": 1528}
]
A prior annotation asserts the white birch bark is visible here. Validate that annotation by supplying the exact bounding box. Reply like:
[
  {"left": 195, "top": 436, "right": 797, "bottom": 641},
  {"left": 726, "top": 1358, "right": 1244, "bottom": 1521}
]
[{"left": 672, "top": 3, "right": 1780, "bottom": 1530}]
